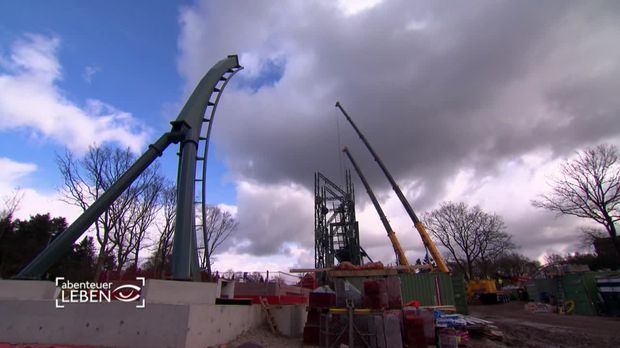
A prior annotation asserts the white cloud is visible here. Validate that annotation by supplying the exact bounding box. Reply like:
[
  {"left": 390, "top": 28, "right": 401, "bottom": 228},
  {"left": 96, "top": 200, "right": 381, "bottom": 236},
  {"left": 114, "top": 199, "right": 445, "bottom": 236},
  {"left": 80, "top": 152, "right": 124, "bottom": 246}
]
[
  {"left": 0, "top": 157, "right": 37, "bottom": 185},
  {"left": 12, "top": 187, "right": 82, "bottom": 222},
  {"left": 0, "top": 34, "right": 149, "bottom": 153},
  {"left": 177, "top": 1, "right": 620, "bottom": 268},
  {"left": 82, "top": 65, "right": 100, "bottom": 84},
  {"left": 0, "top": 157, "right": 81, "bottom": 221},
  {"left": 226, "top": 180, "right": 314, "bottom": 256},
  {"left": 214, "top": 246, "right": 313, "bottom": 274},
  {"left": 217, "top": 203, "right": 238, "bottom": 217},
  {"left": 337, "top": 0, "right": 383, "bottom": 16}
]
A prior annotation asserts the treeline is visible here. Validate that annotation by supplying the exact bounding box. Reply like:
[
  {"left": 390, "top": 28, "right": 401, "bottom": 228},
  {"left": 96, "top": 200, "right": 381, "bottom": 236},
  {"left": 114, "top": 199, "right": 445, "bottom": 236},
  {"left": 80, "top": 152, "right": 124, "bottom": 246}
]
[
  {"left": 424, "top": 201, "right": 539, "bottom": 281},
  {"left": 0, "top": 144, "right": 236, "bottom": 281},
  {"left": 545, "top": 228, "right": 620, "bottom": 271},
  {"left": 0, "top": 214, "right": 107, "bottom": 281},
  {"left": 425, "top": 201, "right": 618, "bottom": 282}
]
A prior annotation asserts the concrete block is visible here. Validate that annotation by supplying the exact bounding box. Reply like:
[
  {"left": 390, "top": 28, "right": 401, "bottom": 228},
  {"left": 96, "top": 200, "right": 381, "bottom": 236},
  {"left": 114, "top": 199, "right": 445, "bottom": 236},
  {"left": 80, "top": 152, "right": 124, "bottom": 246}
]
[
  {"left": 272, "top": 304, "right": 307, "bottom": 337},
  {"left": 142, "top": 279, "right": 217, "bottom": 305},
  {"left": 217, "top": 279, "right": 235, "bottom": 299},
  {"left": 0, "top": 279, "right": 58, "bottom": 300}
]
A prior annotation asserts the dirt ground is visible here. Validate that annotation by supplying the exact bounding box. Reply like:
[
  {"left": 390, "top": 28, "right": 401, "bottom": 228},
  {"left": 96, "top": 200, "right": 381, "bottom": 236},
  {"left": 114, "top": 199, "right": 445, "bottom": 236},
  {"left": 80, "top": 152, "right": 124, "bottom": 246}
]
[
  {"left": 227, "top": 325, "right": 307, "bottom": 348},
  {"left": 469, "top": 302, "right": 620, "bottom": 348},
  {"left": 227, "top": 302, "right": 620, "bottom": 348}
]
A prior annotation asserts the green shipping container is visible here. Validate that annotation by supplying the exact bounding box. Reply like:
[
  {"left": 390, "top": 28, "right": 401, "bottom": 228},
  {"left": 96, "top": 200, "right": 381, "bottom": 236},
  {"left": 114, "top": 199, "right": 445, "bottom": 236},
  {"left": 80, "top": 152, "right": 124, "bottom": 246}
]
[
  {"left": 335, "top": 272, "right": 464, "bottom": 313},
  {"left": 561, "top": 273, "right": 597, "bottom": 316}
]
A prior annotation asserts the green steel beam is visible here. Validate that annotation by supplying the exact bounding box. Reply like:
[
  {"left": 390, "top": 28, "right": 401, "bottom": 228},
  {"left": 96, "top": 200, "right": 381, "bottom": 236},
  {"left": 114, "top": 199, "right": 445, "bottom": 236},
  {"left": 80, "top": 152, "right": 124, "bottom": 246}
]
[
  {"left": 171, "top": 55, "right": 240, "bottom": 280},
  {"left": 15, "top": 129, "right": 183, "bottom": 279}
]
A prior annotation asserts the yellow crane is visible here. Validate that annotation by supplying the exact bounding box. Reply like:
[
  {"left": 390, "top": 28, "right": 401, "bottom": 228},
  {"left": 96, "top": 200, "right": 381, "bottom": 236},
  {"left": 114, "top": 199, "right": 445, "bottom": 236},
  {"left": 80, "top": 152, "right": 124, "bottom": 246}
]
[
  {"left": 336, "top": 102, "right": 449, "bottom": 273},
  {"left": 342, "top": 146, "right": 410, "bottom": 267}
]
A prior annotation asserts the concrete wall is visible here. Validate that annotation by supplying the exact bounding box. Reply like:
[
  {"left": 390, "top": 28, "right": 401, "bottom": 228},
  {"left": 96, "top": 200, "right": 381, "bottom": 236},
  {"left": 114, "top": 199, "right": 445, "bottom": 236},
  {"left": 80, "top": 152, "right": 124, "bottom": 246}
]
[
  {"left": 0, "top": 280, "right": 58, "bottom": 300},
  {"left": 0, "top": 300, "right": 263, "bottom": 348},
  {"left": 142, "top": 279, "right": 217, "bottom": 305},
  {"left": 271, "top": 304, "right": 307, "bottom": 337},
  {"left": 0, "top": 300, "right": 190, "bottom": 348},
  {"left": 0, "top": 279, "right": 264, "bottom": 348}
]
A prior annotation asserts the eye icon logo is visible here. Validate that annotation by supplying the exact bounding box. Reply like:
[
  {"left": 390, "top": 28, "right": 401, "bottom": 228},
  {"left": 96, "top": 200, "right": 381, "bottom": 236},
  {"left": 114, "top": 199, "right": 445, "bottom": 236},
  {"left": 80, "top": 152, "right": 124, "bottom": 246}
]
[
  {"left": 55, "top": 277, "right": 145, "bottom": 309},
  {"left": 112, "top": 284, "right": 142, "bottom": 302}
]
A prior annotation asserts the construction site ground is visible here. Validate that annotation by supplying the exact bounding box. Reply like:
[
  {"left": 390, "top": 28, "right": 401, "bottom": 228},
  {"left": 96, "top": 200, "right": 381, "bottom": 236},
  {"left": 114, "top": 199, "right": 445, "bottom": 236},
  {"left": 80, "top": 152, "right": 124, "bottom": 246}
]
[
  {"left": 469, "top": 301, "right": 619, "bottom": 347},
  {"left": 227, "top": 301, "right": 619, "bottom": 348}
]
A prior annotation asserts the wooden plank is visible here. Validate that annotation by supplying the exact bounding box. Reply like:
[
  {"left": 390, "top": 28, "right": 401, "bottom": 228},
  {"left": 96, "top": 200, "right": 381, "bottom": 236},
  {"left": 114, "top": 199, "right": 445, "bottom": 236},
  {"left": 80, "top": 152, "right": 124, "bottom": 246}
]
[
  {"left": 289, "top": 268, "right": 332, "bottom": 273},
  {"left": 329, "top": 269, "right": 399, "bottom": 277},
  {"left": 290, "top": 265, "right": 431, "bottom": 274},
  {"left": 260, "top": 297, "right": 278, "bottom": 334}
]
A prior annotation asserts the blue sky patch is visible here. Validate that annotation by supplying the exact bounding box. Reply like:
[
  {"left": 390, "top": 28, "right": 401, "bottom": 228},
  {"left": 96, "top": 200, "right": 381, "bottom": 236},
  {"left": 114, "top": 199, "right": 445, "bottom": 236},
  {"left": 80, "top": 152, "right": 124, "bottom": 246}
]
[{"left": 236, "top": 57, "right": 286, "bottom": 92}]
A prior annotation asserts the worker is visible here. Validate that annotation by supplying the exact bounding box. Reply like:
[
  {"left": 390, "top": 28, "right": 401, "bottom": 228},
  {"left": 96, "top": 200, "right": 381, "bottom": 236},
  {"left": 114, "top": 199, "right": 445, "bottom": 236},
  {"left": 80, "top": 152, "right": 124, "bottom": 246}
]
[{"left": 498, "top": 277, "right": 503, "bottom": 289}]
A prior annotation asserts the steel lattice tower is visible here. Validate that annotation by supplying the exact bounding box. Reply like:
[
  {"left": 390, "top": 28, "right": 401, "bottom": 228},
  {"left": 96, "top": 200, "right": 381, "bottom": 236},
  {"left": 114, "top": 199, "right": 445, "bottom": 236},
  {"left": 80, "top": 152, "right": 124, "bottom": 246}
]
[{"left": 314, "top": 171, "right": 370, "bottom": 268}]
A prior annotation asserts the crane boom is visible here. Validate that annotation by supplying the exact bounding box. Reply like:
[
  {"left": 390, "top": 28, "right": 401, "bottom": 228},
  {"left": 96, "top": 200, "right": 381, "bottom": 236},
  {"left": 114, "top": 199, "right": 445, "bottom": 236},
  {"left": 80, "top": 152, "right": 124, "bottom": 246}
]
[
  {"left": 342, "top": 146, "right": 410, "bottom": 267},
  {"left": 335, "top": 101, "right": 449, "bottom": 273}
]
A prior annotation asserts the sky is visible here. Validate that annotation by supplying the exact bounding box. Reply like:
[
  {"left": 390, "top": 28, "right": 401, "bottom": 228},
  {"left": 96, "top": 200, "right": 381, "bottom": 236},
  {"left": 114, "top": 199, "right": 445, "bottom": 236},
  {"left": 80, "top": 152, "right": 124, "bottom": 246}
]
[{"left": 1, "top": 1, "right": 619, "bottom": 272}]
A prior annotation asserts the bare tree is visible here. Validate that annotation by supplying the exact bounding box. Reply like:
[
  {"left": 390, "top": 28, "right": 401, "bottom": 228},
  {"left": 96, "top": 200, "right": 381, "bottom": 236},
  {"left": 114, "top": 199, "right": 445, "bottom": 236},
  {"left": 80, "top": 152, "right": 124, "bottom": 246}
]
[
  {"left": 152, "top": 183, "right": 176, "bottom": 277},
  {"left": 109, "top": 163, "right": 164, "bottom": 272},
  {"left": 578, "top": 226, "right": 607, "bottom": 252},
  {"left": 0, "top": 189, "right": 23, "bottom": 220},
  {"left": 57, "top": 145, "right": 164, "bottom": 279},
  {"left": 490, "top": 253, "right": 539, "bottom": 278},
  {"left": 533, "top": 144, "right": 620, "bottom": 256},
  {"left": 424, "top": 201, "right": 514, "bottom": 280},
  {"left": 198, "top": 206, "right": 237, "bottom": 277},
  {"left": 544, "top": 253, "right": 566, "bottom": 266}
]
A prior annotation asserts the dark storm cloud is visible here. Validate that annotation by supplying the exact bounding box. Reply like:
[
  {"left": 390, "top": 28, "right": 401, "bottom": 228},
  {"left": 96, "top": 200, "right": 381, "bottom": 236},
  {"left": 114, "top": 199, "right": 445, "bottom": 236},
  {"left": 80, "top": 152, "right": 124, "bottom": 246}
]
[{"left": 179, "top": 1, "right": 620, "bottom": 258}]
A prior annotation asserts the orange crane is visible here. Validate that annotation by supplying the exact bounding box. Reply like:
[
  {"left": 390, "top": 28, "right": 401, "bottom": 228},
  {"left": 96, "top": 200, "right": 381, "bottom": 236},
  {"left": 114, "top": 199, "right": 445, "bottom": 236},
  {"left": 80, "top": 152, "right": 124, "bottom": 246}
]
[{"left": 336, "top": 102, "right": 449, "bottom": 273}]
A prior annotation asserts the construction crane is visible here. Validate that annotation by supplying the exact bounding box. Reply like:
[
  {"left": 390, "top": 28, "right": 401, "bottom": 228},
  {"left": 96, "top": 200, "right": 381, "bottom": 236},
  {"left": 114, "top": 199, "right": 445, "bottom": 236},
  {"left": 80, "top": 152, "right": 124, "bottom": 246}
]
[
  {"left": 335, "top": 101, "right": 450, "bottom": 273},
  {"left": 342, "top": 146, "right": 410, "bottom": 267}
]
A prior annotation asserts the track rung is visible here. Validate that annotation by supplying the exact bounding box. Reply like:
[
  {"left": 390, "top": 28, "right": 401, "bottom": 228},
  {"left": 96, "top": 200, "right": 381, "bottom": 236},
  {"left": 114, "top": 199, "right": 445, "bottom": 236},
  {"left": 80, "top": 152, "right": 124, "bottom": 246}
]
[
  {"left": 214, "top": 88, "right": 221, "bottom": 93},
  {"left": 203, "top": 118, "right": 211, "bottom": 122},
  {"left": 196, "top": 156, "right": 205, "bottom": 161},
  {"left": 219, "top": 77, "right": 227, "bottom": 81}
]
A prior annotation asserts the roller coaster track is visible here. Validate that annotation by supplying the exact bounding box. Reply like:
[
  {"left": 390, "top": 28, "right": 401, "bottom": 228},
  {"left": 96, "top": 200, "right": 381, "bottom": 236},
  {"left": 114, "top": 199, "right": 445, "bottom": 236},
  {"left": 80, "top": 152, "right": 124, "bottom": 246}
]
[
  {"left": 16, "top": 55, "right": 243, "bottom": 280},
  {"left": 194, "top": 66, "right": 243, "bottom": 266}
]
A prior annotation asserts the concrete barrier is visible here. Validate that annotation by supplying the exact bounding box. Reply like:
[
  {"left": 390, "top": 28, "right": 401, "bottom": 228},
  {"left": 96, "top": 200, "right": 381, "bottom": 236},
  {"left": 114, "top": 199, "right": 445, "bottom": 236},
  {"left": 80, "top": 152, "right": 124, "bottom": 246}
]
[
  {"left": 142, "top": 279, "right": 217, "bottom": 305},
  {"left": 0, "top": 279, "right": 58, "bottom": 300},
  {"left": 0, "top": 300, "right": 263, "bottom": 348},
  {"left": 0, "top": 280, "right": 263, "bottom": 347}
]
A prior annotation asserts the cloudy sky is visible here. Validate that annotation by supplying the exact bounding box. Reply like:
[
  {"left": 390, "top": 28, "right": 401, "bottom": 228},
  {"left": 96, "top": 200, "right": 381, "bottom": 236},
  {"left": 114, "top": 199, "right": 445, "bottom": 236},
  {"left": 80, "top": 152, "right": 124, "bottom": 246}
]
[{"left": 1, "top": 1, "right": 619, "bottom": 272}]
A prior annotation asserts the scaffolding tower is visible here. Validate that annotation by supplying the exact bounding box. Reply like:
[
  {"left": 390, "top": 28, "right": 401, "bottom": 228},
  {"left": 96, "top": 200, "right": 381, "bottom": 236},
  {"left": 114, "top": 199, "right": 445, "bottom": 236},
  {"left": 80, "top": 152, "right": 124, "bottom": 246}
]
[{"left": 314, "top": 171, "right": 370, "bottom": 269}]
